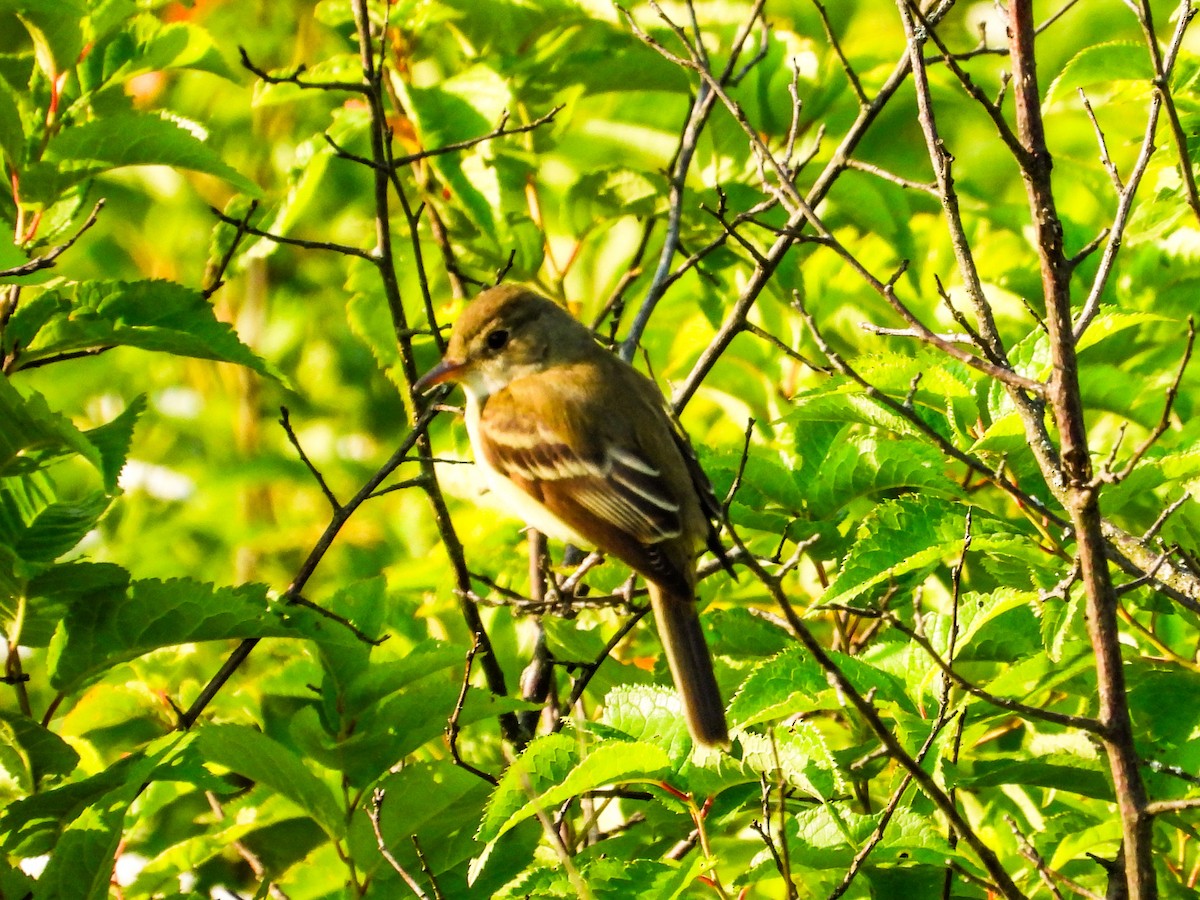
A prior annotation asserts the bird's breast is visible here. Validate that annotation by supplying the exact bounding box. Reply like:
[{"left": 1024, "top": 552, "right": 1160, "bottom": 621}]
[{"left": 464, "top": 392, "right": 591, "bottom": 546}]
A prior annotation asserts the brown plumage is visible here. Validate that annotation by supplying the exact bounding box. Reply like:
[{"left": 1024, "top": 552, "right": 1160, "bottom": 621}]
[{"left": 417, "top": 285, "right": 729, "bottom": 748}]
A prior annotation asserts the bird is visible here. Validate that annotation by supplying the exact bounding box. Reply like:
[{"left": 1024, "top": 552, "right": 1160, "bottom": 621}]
[{"left": 416, "top": 284, "right": 730, "bottom": 748}]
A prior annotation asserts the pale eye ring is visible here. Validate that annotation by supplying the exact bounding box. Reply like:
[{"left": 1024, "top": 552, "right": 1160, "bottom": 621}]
[{"left": 485, "top": 328, "right": 509, "bottom": 351}]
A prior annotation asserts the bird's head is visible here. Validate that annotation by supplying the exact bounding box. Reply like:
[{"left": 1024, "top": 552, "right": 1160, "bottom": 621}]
[{"left": 416, "top": 285, "right": 592, "bottom": 401}]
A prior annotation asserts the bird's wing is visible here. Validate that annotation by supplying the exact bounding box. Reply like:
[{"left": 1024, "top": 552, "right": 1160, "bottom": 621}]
[{"left": 477, "top": 365, "right": 692, "bottom": 590}]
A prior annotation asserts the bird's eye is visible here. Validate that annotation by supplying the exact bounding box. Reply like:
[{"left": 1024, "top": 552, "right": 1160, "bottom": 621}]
[{"left": 485, "top": 328, "right": 509, "bottom": 351}]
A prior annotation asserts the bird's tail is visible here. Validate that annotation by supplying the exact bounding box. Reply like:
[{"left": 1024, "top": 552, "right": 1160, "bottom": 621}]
[{"left": 649, "top": 583, "right": 729, "bottom": 748}]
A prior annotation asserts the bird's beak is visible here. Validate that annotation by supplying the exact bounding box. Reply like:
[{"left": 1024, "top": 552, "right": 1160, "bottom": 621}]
[{"left": 415, "top": 357, "right": 466, "bottom": 394}]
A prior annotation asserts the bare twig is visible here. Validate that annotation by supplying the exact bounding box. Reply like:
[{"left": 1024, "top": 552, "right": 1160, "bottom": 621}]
[
  {"left": 1096, "top": 317, "right": 1194, "bottom": 486},
  {"left": 391, "top": 106, "right": 563, "bottom": 169},
  {"left": 369, "top": 789, "right": 431, "bottom": 899},
  {"left": 445, "top": 634, "right": 499, "bottom": 785},
  {"left": 1075, "top": 2, "right": 1195, "bottom": 339},
  {"left": 0, "top": 199, "right": 104, "bottom": 279},
  {"left": 1134, "top": 0, "right": 1200, "bottom": 224},
  {"left": 239, "top": 45, "right": 367, "bottom": 94},
  {"left": 203, "top": 200, "right": 259, "bottom": 299}
]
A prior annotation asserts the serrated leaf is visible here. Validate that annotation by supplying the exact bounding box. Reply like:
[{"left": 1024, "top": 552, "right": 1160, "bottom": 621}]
[
  {"left": 0, "top": 711, "right": 78, "bottom": 786},
  {"left": 15, "top": 491, "right": 108, "bottom": 563},
  {"left": 46, "top": 578, "right": 296, "bottom": 690},
  {"left": 1074, "top": 311, "right": 1171, "bottom": 354},
  {"left": 821, "top": 497, "right": 1020, "bottom": 608},
  {"left": 82, "top": 394, "right": 145, "bottom": 493},
  {"left": 953, "top": 588, "right": 1039, "bottom": 655},
  {"left": 602, "top": 684, "right": 692, "bottom": 753},
  {"left": 34, "top": 112, "right": 259, "bottom": 198},
  {"left": 740, "top": 722, "right": 844, "bottom": 798},
  {"left": 196, "top": 724, "right": 345, "bottom": 841},
  {"left": 808, "top": 434, "right": 959, "bottom": 517},
  {"left": 0, "top": 375, "right": 104, "bottom": 477},
  {"left": 478, "top": 737, "right": 670, "bottom": 864},
  {"left": 727, "top": 647, "right": 829, "bottom": 728},
  {"left": 786, "top": 804, "right": 959, "bottom": 870},
  {"left": 784, "top": 388, "right": 938, "bottom": 441},
  {"left": 13, "top": 280, "right": 276, "bottom": 377},
  {"left": 577, "top": 856, "right": 701, "bottom": 900},
  {"left": 476, "top": 733, "right": 579, "bottom": 850},
  {"left": 1046, "top": 41, "right": 1153, "bottom": 106}
]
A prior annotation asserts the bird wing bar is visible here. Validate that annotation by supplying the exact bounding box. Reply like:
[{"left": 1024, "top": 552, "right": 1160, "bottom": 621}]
[{"left": 478, "top": 415, "right": 683, "bottom": 545}]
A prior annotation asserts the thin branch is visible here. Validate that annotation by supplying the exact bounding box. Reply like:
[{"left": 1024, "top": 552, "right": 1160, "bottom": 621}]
[
  {"left": 177, "top": 402, "right": 442, "bottom": 728},
  {"left": 1006, "top": 816, "right": 1076, "bottom": 900},
  {"left": 1096, "top": 316, "right": 1194, "bottom": 486},
  {"left": 445, "top": 634, "right": 499, "bottom": 785},
  {"left": 203, "top": 200, "right": 259, "bottom": 299},
  {"left": 0, "top": 199, "right": 104, "bottom": 279},
  {"left": 369, "top": 789, "right": 431, "bottom": 899},
  {"left": 811, "top": 0, "right": 866, "bottom": 104},
  {"left": 844, "top": 158, "right": 938, "bottom": 193},
  {"left": 279, "top": 406, "right": 341, "bottom": 510},
  {"left": 727, "top": 535, "right": 1027, "bottom": 898},
  {"left": 239, "top": 45, "right": 368, "bottom": 94},
  {"left": 1078, "top": 90, "right": 1124, "bottom": 191},
  {"left": 887, "top": 616, "right": 1103, "bottom": 733},
  {"left": 1145, "top": 797, "right": 1200, "bottom": 816},
  {"left": 1075, "top": 2, "right": 1195, "bottom": 339},
  {"left": 1135, "top": 0, "right": 1200, "bottom": 225},
  {"left": 390, "top": 106, "right": 563, "bottom": 168},
  {"left": 209, "top": 206, "right": 375, "bottom": 260}
]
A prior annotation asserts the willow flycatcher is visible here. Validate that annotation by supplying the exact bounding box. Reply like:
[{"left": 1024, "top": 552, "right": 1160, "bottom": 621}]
[{"left": 417, "top": 284, "right": 729, "bottom": 748}]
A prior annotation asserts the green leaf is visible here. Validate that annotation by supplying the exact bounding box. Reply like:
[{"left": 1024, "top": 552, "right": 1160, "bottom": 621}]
[
  {"left": 576, "top": 856, "right": 700, "bottom": 900},
  {"left": 46, "top": 578, "right": 298, "bottom": 691},
  {"left": 1, "top": 735, "right": 188, "bottom": 885},
  {"left": 808, "top": 434, "right": 959, "bottom": 518},
  {"left": 785, "top": 804, "right": 959, "bottom": 870},
  {"left": 821, "top": 497, "right": 1023, "bottom": 608},
  {"left": 196, "top": 723, "right": 345, "bottom": 841},
  {"left": 0, "top": 710, "right": 78, "bottom": 796},
  {"left": 477, "top": 733, "right": 578, "bottom": 848},
  {"left": 1074, "top": 311, "right": 1171, "bottom": 354},
  {"left": 13, "top": 280, "right": 277, "bottom": 377},
  {"left": 0, "top": 78, "right": 25, "bottom": 165},
  {"left": 565, "top": 168, "right": 664, "bottom": 233},
  {"left": 15, "top": 491, "right": 109, "bottom": 563},
  {"left": 82, "top": 394, "right": 146, "bottom": 493},
  {"left": 102, "top": 16, "right": 237, "bottom": 85},
  {"left": 476, "top": 735, "right": 671, "bottom": 877},
  {"left": 944, "top": 753, "right": 1112, "bottom": 800},
  {"left": 0, "top": 375, "right": 104, "bottom": 477},
  {"left": 1046, "top": 41, "right": 1153, "bottom": 106},
  {"left": 4, "top": 0, "right": 86, "bottom": 78},
  {"left": 727, "top": 647, "right": 829, "bottom": 728},
  {"left": 397, "top": 65, "right": 510, "bottom": 239},
  {"left": 740, "top": 722, "right": 845, "bottom": 798},
  {"left": 32, "top": 112, "right": 260, "bottom": 199},
  {"left": 602, "top": 684, "right": 693, "bottom": 754},
  {"left": 0, "top": 719, "right": 32, "bottom": 800}
]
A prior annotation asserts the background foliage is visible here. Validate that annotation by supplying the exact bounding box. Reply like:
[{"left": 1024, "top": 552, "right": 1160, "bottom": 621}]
[{"left": 1, "top": 0, "right": 1199, "bottom": 897}]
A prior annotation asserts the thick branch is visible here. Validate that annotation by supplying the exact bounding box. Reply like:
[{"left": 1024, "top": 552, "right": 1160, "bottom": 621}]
[{"left": 1008, "top": 4, "right": 1155, "bottom": 898}]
